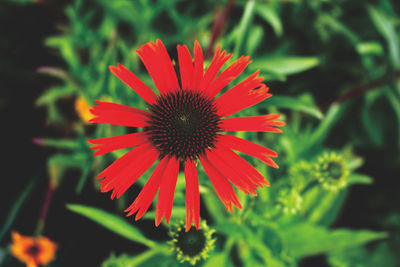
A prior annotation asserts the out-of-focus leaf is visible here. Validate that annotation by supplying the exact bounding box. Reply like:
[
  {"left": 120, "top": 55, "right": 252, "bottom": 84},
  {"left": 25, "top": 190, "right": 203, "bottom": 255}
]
[
  {"left": 101, "top": 247, "right": 169, "bottom": 267},
  {"left": 75, "top": 164, "right": 91, "bottom": 194},
  {"left": 368, "top": 6, "right": 400, "bottom": 68},
  {"left": 320, "top": 14, "right": 359, "bottom": 44},
  {"left": 385, "top": 87, "right": 400, "bottom": 148},
  {"left": 216, "top": 222, "right": 256, "bottom": 242},
  {"left": 356, "top": 42, "right": 384, "bottom": 55},
  {"left": 348, "top": 174, "right": 373, "bottom": 185},
  {"left": 251, "top": 57, "right": 320, "bottom": 76},
  {"left": 362, "top": 90, "right": 383, "bottom": 146},
  {"left": 256, "top": 4, "right": 283, "bottom": 36},
  {"left": 266, "top": 95, "right": 323, "bottom": 119},
  {"left": 281, "top": 223, "right": 387, "bottom": 258},
  {"left": 67, "top": 204, "right": 155, "bottom": 247},
  {"left": 307, "top": 103, "right": 344, "bottom": 148},
  {"left": 33, "top": 138, "right": 80, "bottom": 151},
  {"left": 0, "top": 177, "right": 36, "bottom": 244},
  {"left": 36, "top": 85, "right": 75, "bottom": 106},
  {"left": 307, "top": 189, "right": 348, "bottom": 226},
  {"left": 327, "top": 243, "right": 396, "bottom": 267},
  {"left": 246, "top": 26, "right": 264, "bottom": 56},
  {"left": 142, "top": 207, "right": 186, "bottom": 221},
  {"left": 234, "top": 0, "right": 256, "bottom": 57},
  {"left": 203, "top": 253, "right": 227, "bottom": 267}
]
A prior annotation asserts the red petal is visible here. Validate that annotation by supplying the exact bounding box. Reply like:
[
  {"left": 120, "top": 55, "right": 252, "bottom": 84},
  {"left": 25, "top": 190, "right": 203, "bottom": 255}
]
[
  {"left": 213, "top": 145, "right": 270, "bottom": 187},
  {"left": 215, "top": 71, "right": 272, "bottom": 117},
  {"left": 199, "top": 155, "right": 242, "bottom": 212},
  {"left": 184, "top": 159, "right": 200, "bottom": 231},
  {"left": 136, "top": 39, "right": 180, "bottom": 95},
  {"left": 207, "top": 55, "right": 251, "bottom": 97},
  {"left": 218, "top": 134, "right": 278, "bottom": 168},
  {"left": 90, "top": 100, "right": 150, "bottom": 127},
  {"left": 155, "top": 157, "right": 179, "bottom": 226},
  {"left": 98, "top": 144, "right": 158, "bottom": 200},
  {"left": 88, "top": 132, "right": 149, "bottom": 157},
  {"left": 192, "top": 40, "right": 204, "bottom": 90},
  {"left": 177, "top": 45, "right": 194, "bottom": 91},
  {"left": 220, "top": 114, "right": 286, "bottom": 132},
  {"left": 205, "top": 148, "right": 258, "bottom": 196},
  {"left": 199, "top": 46, "right": 232, "bottom": 93},
  {"left": 125, "top": 156, "right": 169, "bottom": 220},
  {"left": 109, "top": 63, "right": 157, "bottom": 105}
]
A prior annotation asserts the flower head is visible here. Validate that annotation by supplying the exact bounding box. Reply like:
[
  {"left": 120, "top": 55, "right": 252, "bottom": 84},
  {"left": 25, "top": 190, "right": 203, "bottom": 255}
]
[
  {"left": 314, "top": 151, "right": 349, "bottom": 190},
  {"left": 10, "top": 232, "right": 57, "bottom": 267},
  {"left": 88, "top": 39, "right": 285, "bottom": 231},
  {"left": 168, "top": 220, "right": 215, "bottom": 265}
]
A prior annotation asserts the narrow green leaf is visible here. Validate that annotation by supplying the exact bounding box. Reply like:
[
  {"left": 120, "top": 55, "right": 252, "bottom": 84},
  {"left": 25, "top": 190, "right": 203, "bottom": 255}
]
[
  {"left": 281, "top": 223, "right": 387, "bottom": 258},
  {"left": 368, "top": 6, "right": 400, "bottom": 68},
  {"left": 67, "top": 204, "right": 155, "bottom": 247},
  {"left": 251, "top": 57, "right": 320, "bottom": 76},
  {"left": 246, "top": 26, "right": 264, "bottom": 56},
  {"left": 307, "top": 104, "right": 344, "bottom": 147},
  {"left": 234, "top": 0, "right": 256, "bottom": 57},
  {"left": 385, "top": 87, "right": 400, "bottom": 149},
  {"left": 0, "top": 177, "right": 36, "bottom": 244},
  {"left": 256, "top": 4, "right": 283, "bottom": 36},
  {"left": 267, "top": 95, "right": 323, "bottom": 119},
  {"left": 348, "top": 174, "right": 374, "bottom": 185},
  {"left": 356, "top": 42, "right": 384, "bottom": 55},
  {"left": 33, "top": 138, "right": 80, "bottom": 150}
]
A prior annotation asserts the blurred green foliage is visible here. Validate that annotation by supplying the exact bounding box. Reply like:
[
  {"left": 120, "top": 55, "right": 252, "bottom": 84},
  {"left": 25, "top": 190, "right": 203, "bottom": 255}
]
[{"left": 2, "top": 0, "right": 400, "bottom": 266}]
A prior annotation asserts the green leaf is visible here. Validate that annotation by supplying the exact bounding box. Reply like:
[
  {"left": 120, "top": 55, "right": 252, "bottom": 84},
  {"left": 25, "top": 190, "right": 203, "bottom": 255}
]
[
  {"left": 307, "top": 103, "right": 344, "bottom": 148},
  {"left": 368, "top": 6, "right": 400, "bottom": 68},
  {"left": 67, "top": 204, "right": 155, "bottom": 247},
  {"left": 327, "top": 243, "right": 396, "bottom": 267},
  {"left": 215, "top": 222, "right": 256, "bottom": 242},
  {"left": 281, "top": 223, "right": 387, "bottom": 258},
  {"left": 356, "top": 42, "right": 384, "bottom": 55},
  {"left": 361, "top": 91, "right": 384, "bottom": 146},
  {"left": 203, "top": 253, "right": 227, "bottom": 267},
  {"left": 256, "top": 4, "right": 283, "bottom": 36},
  {"left": 385, "top": 87, "right": 400, "bottom": 149},
  {"left": 307, "top": 189, "right": 348, "bottom": 226},
  {"left": 34, "top": 138, "right": 80, "bottom": 151},
  {"left": 246, "top": 26, "right": 264, "bottom": 56},
  {"left": 348, "top": 174, "right": 373, "bottom": 185},
  {"left": 142, "top": 207, "right": 186, "bottom": 221},
  {"left": 234, "top": 0, "right": 256, "bottom": 57},
  {"left": 251, "top": 56, "right": 320, "bottom": 76},
  {"left": 0, "top": 176, "right": 36, "bottom": 244},
  {"left": 267, "top": 95, "right": 323, "bottom": 119}
]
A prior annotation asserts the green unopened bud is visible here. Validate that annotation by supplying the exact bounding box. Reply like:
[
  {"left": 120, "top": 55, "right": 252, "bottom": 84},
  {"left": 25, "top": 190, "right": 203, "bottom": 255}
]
[
  {"left": 289, "top": 160, "right": 313, "bottom": 190},
  {"left": 314, "top": 152, "right": 349, "bottom": 191},
  {"left": 277, "top": 186, "right": 303, "bottom": 214},
  {"left": 168, "top": 220, "right": 215, "bottom": 265}
]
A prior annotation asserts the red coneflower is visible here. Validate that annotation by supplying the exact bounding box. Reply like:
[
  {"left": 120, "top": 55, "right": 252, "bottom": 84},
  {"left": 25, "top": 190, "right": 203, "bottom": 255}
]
[{"left": 89, "top": 40, "right": 285, "bottom": 231}]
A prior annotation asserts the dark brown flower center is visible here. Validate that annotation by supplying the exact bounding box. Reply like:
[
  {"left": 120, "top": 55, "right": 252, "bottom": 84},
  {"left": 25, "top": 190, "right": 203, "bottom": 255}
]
[
  {"left": 146, "top": 90, "right": 221, "bottom": 160},
  {"left": 25, "top": 243, "right": 41, "bottom": 257},
  {"left": 176, "top": 228, "right": 206, "bottom": 257}
]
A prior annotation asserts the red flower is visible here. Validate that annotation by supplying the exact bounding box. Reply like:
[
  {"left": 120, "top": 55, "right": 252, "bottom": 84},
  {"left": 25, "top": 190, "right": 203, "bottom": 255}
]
[{"left": 89, "top": 40, "right": 285, "bottom": 231}]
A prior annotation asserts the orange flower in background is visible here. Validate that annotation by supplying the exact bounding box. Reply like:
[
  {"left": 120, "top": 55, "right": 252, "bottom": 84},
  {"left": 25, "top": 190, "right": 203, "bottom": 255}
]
[
  {"left": 10, "top": 232, "right": 57, "bottom": 267},
  {"left": 75, "top": 96, "right": 94, "bottom": 123},
  {"left": 89, "top": 39, "right": 285, "bottom": 231}
]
